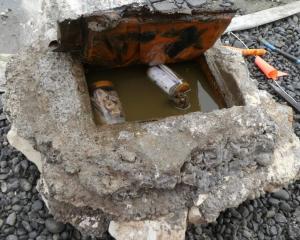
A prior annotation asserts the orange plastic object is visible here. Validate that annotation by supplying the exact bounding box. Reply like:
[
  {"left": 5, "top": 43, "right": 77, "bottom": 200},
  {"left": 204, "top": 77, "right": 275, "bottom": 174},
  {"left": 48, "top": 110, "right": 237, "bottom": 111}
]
[
  {"left": 242, "top": 49, "right": 267, "bottom": 56},
  {"left": 255, "top": 56, "right": 288, "bottom": 80},
  {"left": 224, "top": 46, "right": 267, "bottom": 56}
]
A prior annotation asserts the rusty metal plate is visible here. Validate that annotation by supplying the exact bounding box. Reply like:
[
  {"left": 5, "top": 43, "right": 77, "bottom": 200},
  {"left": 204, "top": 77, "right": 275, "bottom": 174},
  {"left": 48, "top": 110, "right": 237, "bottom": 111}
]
[{"left": 57, "top": 4, "right": 235, "bottom": 67}]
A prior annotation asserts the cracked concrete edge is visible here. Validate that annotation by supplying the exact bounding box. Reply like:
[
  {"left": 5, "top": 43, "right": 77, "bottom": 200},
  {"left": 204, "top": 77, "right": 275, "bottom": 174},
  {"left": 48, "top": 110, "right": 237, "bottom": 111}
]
[
  {"left": 109, "top": 209, "right": 188, "bottom": 240},
  {"left": 7, "top": 125, "right": 43, "bottom": 172},
  {"left": 0, "top": 54, "right": 13, "bottom": 92},
  {"left": 205, "top": 40, "right": 261, "bottom": 107}
]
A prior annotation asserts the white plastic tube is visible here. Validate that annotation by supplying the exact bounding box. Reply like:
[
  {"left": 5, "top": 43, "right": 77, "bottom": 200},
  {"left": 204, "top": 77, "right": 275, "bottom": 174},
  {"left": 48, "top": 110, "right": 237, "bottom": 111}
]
[
  {"left": 225, "top": 1, "right": 300, "bottom": 33},
  {"left": 147, "top": 65, "right": 182, "bottom": 96}
]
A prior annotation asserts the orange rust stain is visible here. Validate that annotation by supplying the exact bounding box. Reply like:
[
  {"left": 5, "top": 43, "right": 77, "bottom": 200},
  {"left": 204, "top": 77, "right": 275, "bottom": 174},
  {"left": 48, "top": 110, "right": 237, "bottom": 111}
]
[
  {"left": 84, "top": 17, "right": 140, "bottom": 67},
  {"left": 83, "top": 16, "right": 232, "bottom": 67}
]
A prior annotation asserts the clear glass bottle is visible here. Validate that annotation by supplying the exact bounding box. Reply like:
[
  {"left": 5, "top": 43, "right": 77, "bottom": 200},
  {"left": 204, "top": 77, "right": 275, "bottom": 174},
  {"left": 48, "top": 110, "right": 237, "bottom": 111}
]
[{"left": 90, "top": 81, "right": 125, "bottom": 125}]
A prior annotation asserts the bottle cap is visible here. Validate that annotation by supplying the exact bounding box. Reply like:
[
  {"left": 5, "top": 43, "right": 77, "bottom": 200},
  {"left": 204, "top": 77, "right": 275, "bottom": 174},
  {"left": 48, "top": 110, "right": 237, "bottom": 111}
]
[{"left": 90, "top": 81, "right": 114, "bottom": 91}]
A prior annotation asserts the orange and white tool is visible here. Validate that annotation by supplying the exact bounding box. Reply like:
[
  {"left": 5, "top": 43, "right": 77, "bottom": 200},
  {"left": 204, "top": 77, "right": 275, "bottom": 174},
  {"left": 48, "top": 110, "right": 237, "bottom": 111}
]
[{"left": 254, "top": 56, "right": 288, "bottom": 80}]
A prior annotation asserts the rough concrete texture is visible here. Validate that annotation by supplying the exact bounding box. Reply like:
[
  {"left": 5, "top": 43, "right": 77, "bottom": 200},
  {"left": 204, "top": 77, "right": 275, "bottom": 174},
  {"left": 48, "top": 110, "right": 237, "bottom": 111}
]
[
  {"left": 3, "top": 41, "right": 300, "bottom": 238},
  {"left": 109, "top": 209, "right": 188, "bottom": 240},
  {"left": 0, "top": 54, "right": 12, "bottom": 92},
  {"left": 44, "top": 0, "right": 231, "bottom": 22},
  {"left": 0, "top": 0, "right": 43, "bottom": 54}
]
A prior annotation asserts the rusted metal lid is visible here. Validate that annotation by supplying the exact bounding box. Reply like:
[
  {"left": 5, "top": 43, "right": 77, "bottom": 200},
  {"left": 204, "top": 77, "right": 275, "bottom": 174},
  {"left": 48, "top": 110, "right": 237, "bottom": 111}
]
[
  {"left": 56, "top": 0, "right": 236, "bottom": 67},
  {"left": 175, "top": 82, "right": 191, "bottom": 94}
]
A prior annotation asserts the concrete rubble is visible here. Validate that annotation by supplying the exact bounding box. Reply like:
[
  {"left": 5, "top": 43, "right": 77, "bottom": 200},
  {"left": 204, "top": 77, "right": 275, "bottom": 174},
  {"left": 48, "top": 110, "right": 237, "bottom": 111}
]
[
  {"left": 0, "top": 54, "right": 12, "bottom": 92},
  {"left": 2, "top": 1, "right": 300, "bottom": 240}
]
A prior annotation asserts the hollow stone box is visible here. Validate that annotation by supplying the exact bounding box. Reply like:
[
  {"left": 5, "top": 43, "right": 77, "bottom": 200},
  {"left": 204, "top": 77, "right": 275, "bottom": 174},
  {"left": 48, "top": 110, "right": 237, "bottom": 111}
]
[{"left": 3, "top": 0, "right": 300, "bottom": 239}]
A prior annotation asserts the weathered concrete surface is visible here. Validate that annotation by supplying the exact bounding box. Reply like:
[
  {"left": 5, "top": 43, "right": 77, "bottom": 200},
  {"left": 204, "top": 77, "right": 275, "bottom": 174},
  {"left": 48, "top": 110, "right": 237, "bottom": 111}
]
[
  {"left": 109, "top": 209, "right": 187, "bottom": 240},
  {"left": 4, "top": 42, "right": 300, "bottom": 238},
  {"left": 0, "top": 0, "right": 42, "bottom": 54},
  {"left": 0, "top": 54, "right": 12, "bottom": 92}
]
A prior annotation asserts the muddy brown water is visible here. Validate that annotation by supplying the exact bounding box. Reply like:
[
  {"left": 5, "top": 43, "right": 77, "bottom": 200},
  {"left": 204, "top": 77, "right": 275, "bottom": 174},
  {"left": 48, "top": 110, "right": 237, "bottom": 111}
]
[{"left": 86, "top": 61, "right": 223, "bottom": 123}]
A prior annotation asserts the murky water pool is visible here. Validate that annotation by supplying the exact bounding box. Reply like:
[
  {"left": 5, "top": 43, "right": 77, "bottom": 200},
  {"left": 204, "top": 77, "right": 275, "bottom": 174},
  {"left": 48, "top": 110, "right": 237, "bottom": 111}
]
[{"left": 86, "top": 61, "right": 223, "bottom": 123}]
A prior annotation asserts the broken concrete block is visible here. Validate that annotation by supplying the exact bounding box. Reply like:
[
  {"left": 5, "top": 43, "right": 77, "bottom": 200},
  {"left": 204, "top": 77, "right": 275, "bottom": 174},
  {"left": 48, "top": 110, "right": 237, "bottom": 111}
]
[
  {"left": 0, "top": 54, "right": 12, "bottom": 92},
  {"left": 4, "top": 43, "right": 300, "bottom": 238},
  {"left": 2, "top": 1, "right": 300, "bottom": 239},
  {"left": 109, "top": 209, "right": 188, "bottom": 240}
]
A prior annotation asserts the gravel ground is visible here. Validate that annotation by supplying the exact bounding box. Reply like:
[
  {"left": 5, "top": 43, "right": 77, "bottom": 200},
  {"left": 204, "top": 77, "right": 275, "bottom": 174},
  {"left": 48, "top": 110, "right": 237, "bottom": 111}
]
[
  {"left": 186, "top": 13, "right": 300, "bottom": 240},
  {"left": 0, "top": 96, "right": 115, "bottom": 239},
  {"left": 1, "top": 6, "right": 300, "bottom": 240}
]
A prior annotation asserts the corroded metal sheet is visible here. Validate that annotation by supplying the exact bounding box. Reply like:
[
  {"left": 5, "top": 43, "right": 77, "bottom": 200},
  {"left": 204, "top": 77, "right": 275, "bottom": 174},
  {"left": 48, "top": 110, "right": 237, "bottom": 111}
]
[{"left": 57, "top": 1, "right": 235, "bottom": 67}]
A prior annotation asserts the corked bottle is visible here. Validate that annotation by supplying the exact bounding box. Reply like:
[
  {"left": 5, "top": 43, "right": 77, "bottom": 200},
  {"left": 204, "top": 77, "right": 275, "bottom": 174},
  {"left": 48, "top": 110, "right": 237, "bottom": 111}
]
[
  {"left": 89, "top": 81, "right": 125, "bottom": 125},
  {"left": 147, "top": 64, "right": 191, "bottom": 110}
]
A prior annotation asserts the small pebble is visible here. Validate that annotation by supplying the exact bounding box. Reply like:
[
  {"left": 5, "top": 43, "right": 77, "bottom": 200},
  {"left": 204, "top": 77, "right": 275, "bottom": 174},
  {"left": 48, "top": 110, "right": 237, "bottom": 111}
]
[
  {"left": 6, "top": 212, "right": 17, "bottom": 226},
  {"left": 45, "top": 218, "right": 65, "bottom": 234}
]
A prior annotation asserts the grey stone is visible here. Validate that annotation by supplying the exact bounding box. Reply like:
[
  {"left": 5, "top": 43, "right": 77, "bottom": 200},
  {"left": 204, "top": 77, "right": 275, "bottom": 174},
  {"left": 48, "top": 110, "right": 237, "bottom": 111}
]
[
  {"left": 220, "top": 3, "right": 232, "bottom": 7},
  {"left": 0, "top": 173, "right": 9, "bottom": 180},
  {"left": 293, "top": 15, "right": 299, "bottom": 24},
  {"left": 270, "top": 226, "right": 278, "bottom": 236},
  {"left": 7, "top": 180, "right": 19, "bottom": 192},
  {"left": 279, "top": 202, "right": 292, "bottom": 212},
  {"left": 0, "top": 113, "right": 6, "bottom": 121},
  {"left": 268, "top": 198, "right": 280, "bottom": 206},
  {"left": 19, "top": 179, "right": 31, "bottom": 192},
  {"left": 258, "top": 232, "right": 264, "bottom": 240},
  {"left": 45, "top": 218, "right": 65, "bottom": 234},
  {"left": 0, "top": 161, "right": 7, "bottom": 168},
  {"left": 22, "top": 221, "right": 32, "bottom": 232},
  {"left": 272, "top": 190, "right": 290, "bottom": 201},
  {"left": 12, "top": 205, "right": 22, "bottom": 212},
  {"left": 28, "top": 231, "right": 38, "bottom": 238},
  {"left": 242, "top": 229, "right": 252, "bottom": 238},
  {"left": 6, "top": 212, "right": 17, "bottom": 226},
  {"left": 6, "top": 235, "right": 18, "bottom": 240},
  {"left": 31, "top": 200, "right": 43, "bottom": 211},
  {"left": 60, "top": 232, "right": 69, "bottom": 240},
  {"left": 186, "top": 0, "right": 207, "bottom": 7},
  {"left": 36, "top": 236, "right": 47, "bottom": 240},
  {"left": 239, "top": 206, "right": 249, "bottom": 218},
  {"left": 1, "top": 182, "right": 7, "bottom": 193},
  {"left": 274, "top": 213, "right": 287, "bottom": 224},
  {"left": 152, "top": 1, "right": 179, "bottom": 12}
]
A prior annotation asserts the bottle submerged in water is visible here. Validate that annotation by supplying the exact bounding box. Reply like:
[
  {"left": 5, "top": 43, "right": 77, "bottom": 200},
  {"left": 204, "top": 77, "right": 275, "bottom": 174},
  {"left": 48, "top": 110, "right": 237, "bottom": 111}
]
[
  {"left": 147, "top": 64, "right": 191, "bottom": 110},
  {"left": 89, "top": 81, "right": 125, "bottom": 125}
]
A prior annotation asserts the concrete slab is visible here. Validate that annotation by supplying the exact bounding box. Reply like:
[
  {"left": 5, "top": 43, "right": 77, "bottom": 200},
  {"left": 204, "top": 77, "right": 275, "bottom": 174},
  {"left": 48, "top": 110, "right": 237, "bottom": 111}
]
[{"left": 0, "top": 0, "right": 41, "bottom": 54}]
